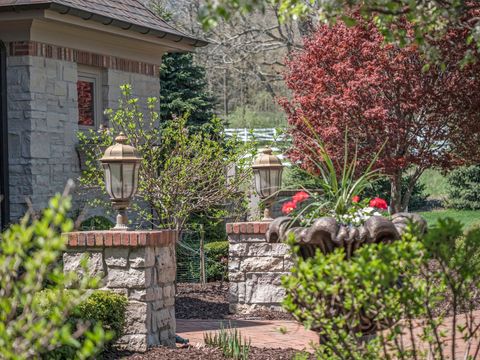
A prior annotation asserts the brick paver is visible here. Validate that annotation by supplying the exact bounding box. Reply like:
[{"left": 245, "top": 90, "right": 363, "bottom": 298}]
[
  {"left": 176, "top": 319, "right": 318, "bottom": 350},
  {"left": 177, "top": 311, "right": 480, "bottom": 356}
]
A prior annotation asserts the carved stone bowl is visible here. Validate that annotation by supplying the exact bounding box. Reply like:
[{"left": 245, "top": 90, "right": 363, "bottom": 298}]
[{"left": 266, "top": 212, "right": 427, "bottom": 259}]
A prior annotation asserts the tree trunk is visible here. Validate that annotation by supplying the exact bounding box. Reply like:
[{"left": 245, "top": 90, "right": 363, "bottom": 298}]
[{"left": 390, "top": 172, "right": 404, "bottom": 214}]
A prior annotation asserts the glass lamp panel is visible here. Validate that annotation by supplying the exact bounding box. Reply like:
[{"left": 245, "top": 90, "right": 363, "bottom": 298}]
[
  {"left": 253, "top": 169, "right": 262, "bottom": 197},
  {"left": 110, "top": 163, "right": 123, "bottom": 199},
  {"left": 259, "top": 168, "right": 272, "bottom": 198},
  {"left": 270, "top": 168, "right": 283, "bottom": 193},
  {"left": 132, "top": 164, "right": 140, "bottom": 195},
  {"left": 103, "top": 164, "right": 114, "bottom": 199},
  {"left": 122, "top": 163, "right": 135, "bottom": 198}
]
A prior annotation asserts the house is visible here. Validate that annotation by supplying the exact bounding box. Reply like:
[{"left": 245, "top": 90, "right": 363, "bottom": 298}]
[{"left": 0, "top": 0, "right": 207, "bottom": 228}]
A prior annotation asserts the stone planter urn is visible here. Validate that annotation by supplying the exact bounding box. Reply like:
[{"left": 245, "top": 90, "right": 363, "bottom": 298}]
[
  {"left": 266, "top": 212, "right": 427, "bottom": 259},
  {"left": 266, "top": 212, "right": 427, "bottom": 335}
]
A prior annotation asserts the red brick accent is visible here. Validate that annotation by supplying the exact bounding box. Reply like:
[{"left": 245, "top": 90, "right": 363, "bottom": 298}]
[
  {"left": 65, "top": 230, "right": 177, "bottom": 248},
  {"left": 9, "top": 41, "right": 159, "bottom": 76},
  {"left": 226, "top": 222, "right": 271, "bottom": 235}
]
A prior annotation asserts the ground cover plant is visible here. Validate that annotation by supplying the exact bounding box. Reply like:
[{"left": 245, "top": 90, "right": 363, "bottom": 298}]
[
  {"left": 204, "top": 323, "right": 251, "bottom": 360},
  {"left": 283, "top": 219, "right": 480, "bottom": 359},
  {"left": 0, "top": 190, "right": 110, "bottom": 359}
]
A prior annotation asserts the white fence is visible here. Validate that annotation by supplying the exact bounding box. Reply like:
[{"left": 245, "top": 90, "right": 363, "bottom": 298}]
[{"left": 224, "top": 128, "right": 287, "bottom": 143}]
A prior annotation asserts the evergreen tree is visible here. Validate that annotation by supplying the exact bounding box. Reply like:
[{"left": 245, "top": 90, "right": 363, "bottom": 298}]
[{"left": 160, "top": 53, "right": 216, "bottom": 126}]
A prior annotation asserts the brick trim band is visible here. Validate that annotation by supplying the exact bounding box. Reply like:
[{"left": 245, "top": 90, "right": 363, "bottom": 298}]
[
  {"left": 226, "top": 222, "right": 270, "bottom": 235},
  {"left": 65, "top": 230, "right": 177, "bottom": 248},
  {"left": 9, "top": 41, "right": 159, "bottom": 76}
]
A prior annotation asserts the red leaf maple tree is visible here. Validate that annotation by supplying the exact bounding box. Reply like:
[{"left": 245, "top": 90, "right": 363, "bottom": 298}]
[{"left": 281, "top": 19, "right": 480, "bottom": 213}]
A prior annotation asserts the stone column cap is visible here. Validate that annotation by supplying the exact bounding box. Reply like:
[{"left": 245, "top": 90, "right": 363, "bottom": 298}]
[
  {"left": 64, "top": 230, "right": 178, "bottom": 248},
  {"left": 226, "top": 222, "right": 270, "bottom": 235}
]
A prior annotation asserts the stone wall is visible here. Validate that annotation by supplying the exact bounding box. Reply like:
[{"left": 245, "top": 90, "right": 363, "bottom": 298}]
[
  {"left": 63, "top": 230, "right": 177, "bottom": 352},
  {"left": 226, "top": 222, "right": 293, "bottom": 314},
  {"left": 6, "top": 52, "right": 161, "bottom": 220}
]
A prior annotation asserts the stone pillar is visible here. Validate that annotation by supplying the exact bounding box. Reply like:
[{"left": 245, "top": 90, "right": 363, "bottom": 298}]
[
  {"left": 226, "top": 222, "right": 293, "bottom": 314},
  {"left": 63, "top": 230, "right": 177, "bottom": 352}
]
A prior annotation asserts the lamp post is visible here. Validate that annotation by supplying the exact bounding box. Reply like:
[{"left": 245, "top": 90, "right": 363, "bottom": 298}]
[
  {"left": 252, "top": 147, "right": 283, "bottom": 221},
  {"left": 100, "top": 132, "right": 142, "bottom": 230}
]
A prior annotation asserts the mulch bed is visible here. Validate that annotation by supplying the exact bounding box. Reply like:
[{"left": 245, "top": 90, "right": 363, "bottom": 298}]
[
  {"left": 112, "top": 346, "right": 312, "bottom": 359},
  {"left": 175, "top": 282, "right": 293, "bottom": 320}
]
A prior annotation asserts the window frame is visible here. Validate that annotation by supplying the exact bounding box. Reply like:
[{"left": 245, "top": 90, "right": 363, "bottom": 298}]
[{"left": 77, "top": 66, "right": 103, "bottom": 130}]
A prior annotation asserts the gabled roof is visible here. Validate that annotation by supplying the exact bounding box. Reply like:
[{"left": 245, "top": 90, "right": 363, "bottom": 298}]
[{"left": 0, "top": 0, "right": 207, "bottom": 47}]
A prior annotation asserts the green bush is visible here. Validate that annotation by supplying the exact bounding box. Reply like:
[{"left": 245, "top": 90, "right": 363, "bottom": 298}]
[
  {"left": 204, "top": 323, "right": 251, "bottom": 359},
  {"left": 447, "top": 165, "right": 480, "bottom": 210},
  {"left": 0, "top": 193, "right": 109, "bottom": 359},
  {"left": 282, "top": 219, "right": 480, "bottom": 359},
  {"left": 36, "top": 290, "right": 127, "bottom": 359},
  {"left": 205, "top": 241, "right": 229, "bottom": 281},
  {"left": 80, "top": 216, "right": 114, "bottom": 230}
]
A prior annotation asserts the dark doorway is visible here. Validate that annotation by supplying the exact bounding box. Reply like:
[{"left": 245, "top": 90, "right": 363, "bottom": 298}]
[{"left": 0, "top": 40, "right": 9, "bottom": 229}]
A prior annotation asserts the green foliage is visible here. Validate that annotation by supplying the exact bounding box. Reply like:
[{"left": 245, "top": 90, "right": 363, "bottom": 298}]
[
  {"left": 282, "top": 219, "right": 480, "bottom": 359},
  {"left": 225, "top": 105, "right": 286, "bottom": 128},
  {"left": 78, "top": 84, "right": 252, "bottom": 231},
  {"left": 447, "top": 165, "right": 480, "bottom": 210},
  {"left": 286, "top": 128, "right": 384, "bottom": 224},
  {"left": 204, "top": 323, "right": 251, "bottom": 359},
  {"left": 160, "top": 53, "right": 216, "bottom": 127},
  {"left": 35, "top": 290, "right": 127, "bottom": 358},
  {"left": 205, "top": 241, "right": 229, "bottom": 281},
  {"left": 80, "top": 216, "right": 113, "bottom": 231},
  {"left": 0, "top": 193, "right": 109, "bottom": 359},
  {"left": 418, "top": 168, "right": 449, "bottom": 199},
  {"left": 364, "top": 176, "right": 430, "bottom": 211}
]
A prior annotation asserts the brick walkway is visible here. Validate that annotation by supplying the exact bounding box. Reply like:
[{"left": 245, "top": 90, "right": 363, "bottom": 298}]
[
  {"left": 176, "top": 319, "right": 318, "bottom": 350},
  {"left": 177, "top": 312, "right": 480, "bottom": 356}
]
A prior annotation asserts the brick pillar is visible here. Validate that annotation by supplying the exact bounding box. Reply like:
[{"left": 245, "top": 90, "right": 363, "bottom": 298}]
[
  {"left": 226, "top": 222, "right": 293, "bottom": 314},
  {"left": 63, "top": 230, "right": 177, "bottom": 352}
]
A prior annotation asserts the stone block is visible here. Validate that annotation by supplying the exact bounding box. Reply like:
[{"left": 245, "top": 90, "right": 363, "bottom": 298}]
[
  {"left": 229, "top": 271, "right": 245, "bottom": 282},
  {"left": 229, "top": 243, "right": 247, "bottom": 257},
  {"left": 155, "top": 245, "right": 175, "bottom": 269},
  {"left": 130, "top": 247, "right": 155, "bottom": 268},
  {"left": 156, "top": 266, "right": 175, "bottom": 284},
  {"left": 105, "top": 247, "right": 129, "bottom": 267},
  {"left": 240, "top": 256, "right": 284, "bottom": 272},
  {"left": 115, "top": 334, "right": 147, "bottom": 352},
  {"left": 107, "top": 267, "right": 152, "bottom": 289},
  {"left": 245, "top": 273, "right": 288, "bottom": 304},
  {"left": 239, "top": 234, "right": 266, "bottom": 243},
  {"left": 124, "top": 301, "right": 148, "bottom": 334},
  {"left": 228, "top": 258, "right": 240, "bottom": 272},
  {"left": 247, "top": 243, "right": 290, "bottom": 257},
  {"left": 63, "top": 251, "right": 104, "bottom": 278}
]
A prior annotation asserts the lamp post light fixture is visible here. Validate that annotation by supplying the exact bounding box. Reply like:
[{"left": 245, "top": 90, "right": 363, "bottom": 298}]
[
  {"left": 252, "top": 147, "right": 284, "bottom": 221},
  {"left": 100, "top": 132, "right": 142, "bottom": 230}
]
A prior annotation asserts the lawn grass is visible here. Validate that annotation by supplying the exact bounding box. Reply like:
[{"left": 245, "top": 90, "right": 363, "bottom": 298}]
[
  {"left": 419, "top": 209, "right": 480, "bottom": 230},
  {"left": 418, "top": 168, "right": 449, "bottom": 199}
]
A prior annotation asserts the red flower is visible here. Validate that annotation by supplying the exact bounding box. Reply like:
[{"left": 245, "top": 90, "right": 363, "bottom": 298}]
[
  {"left": 352, "top": 195, "right": 360, "bottom": 203},
  {"left": 369, "top": 197, "right": 388, "bottom": 210},
  {"left": 292, "top": 191, "right": 309, "bottom": 203},
  {"left": 282, "top": 201, "right": 297, "bottom": 215}
]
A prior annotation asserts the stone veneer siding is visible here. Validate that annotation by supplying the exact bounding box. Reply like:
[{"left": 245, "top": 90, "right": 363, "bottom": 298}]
[
  {"left": 63, "top": 230, "right": 177, "bottom": 352},
  {"left": 6, "top": 42, "right": 161, "bottom": 220},
  {"left": 226, "top": 222, "right": 293, "bottom": 314}
]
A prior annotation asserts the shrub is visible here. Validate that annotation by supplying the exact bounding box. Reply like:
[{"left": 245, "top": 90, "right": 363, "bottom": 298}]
[
  {"left": 0, "top": 192, "right": 108, "bottom": 359},
  {"left": 205, "top": 241, "right": 229, "bottom": 281},
  {"left": 35, "top": 290, "right": 127, "bottom": 358},
  {"left": 80, "top": 216, "right": 114, "bottom": 230},
  {"left": 282, "top": 219, "right": 480, "bottom": 359},
  {"left": 447, "top": 165, "right": 480, "bottom": 210}
]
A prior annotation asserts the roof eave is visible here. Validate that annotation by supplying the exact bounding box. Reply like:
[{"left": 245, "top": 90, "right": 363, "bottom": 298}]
[{"left": 1, "top": 2, "right": 208, "bottom": 48}]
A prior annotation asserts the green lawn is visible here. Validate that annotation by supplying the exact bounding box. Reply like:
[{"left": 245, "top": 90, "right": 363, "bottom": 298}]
[
  {"left": 419, "top": 209, "right": 480, "bottom": 230},
  {"left": 418, "top": 168, "right": 449, "bottom": 199}
]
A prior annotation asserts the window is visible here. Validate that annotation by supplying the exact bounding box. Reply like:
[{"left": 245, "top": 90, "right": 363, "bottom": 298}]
[{"left": 77, "top": 67, "right": 102, "bottom": 128}]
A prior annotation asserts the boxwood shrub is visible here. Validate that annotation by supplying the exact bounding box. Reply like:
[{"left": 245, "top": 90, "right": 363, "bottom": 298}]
[{"left": 36, "top": 290, "right": 127, "bottom": 358}]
